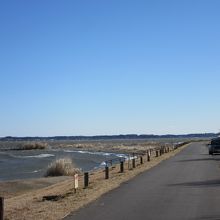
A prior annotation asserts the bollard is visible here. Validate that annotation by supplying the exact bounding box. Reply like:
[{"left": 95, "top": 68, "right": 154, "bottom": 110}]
[
  {"left": 132, "top": 158, "right": 136, "bottom": 168},
  {"left": 120, "top": 161, "right": 124, "bottom": 173},
  {"left": 105, "top": 166, "right": 109, "bottom": 179},
  {"left": 140, "top": 156, "right": 143, "bottom": 164},
  {"left": 156, "top": 150, "right": 159, "bottom": 157},
  {"left": 84, "top": 172, "right": 89, "bottom": 188},
  {"left": 147, "top": 151, "right": 150, "bottom": 162},
  {"left": 0, "top": 197, "right": 3, "bottom": 220}
]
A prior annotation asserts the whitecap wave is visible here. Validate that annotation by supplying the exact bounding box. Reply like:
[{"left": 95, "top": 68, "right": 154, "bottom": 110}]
[
  {"left": 32, "top": 169, "right": 41, "bottom": 173},
  {"left": 63, "top": 149, "right": 127, "bottom": 158},
  {"left": 100, "top": 161, "right": 107, "bottom": 167},
  {"left": 15, "top": 154, "right": 55, "bottom": 159}
]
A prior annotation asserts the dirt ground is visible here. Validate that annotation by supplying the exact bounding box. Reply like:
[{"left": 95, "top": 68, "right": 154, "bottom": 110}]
[{"left": 3, "top": 143, "right": 189, "bottom": 220}]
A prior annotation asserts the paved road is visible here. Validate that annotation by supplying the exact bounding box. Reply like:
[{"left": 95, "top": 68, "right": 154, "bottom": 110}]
[{"left": 65, "top": 142, "right": 220, "bottom": 220}]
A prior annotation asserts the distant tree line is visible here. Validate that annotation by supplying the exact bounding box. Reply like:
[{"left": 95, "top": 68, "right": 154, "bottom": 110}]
[{"left": 0, "top": 133, "right": 219, "bottom": 142}]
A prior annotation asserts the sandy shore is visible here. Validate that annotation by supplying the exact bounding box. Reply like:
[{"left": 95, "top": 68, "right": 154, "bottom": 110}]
[{"left": 2, "top": 143, "right": 190, "bottom": 220}]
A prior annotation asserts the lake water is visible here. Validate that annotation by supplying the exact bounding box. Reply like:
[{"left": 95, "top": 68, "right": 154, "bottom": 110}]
[{"left": 0, "top": 149, "right": 127, "bottom": 181}]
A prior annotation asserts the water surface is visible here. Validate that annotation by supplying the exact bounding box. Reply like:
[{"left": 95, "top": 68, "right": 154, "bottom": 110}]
[{"left": 0, "top": 148, "right": 126, "bottom": 181}]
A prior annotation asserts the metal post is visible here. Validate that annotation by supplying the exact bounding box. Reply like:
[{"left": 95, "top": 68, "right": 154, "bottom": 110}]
[
  {"left": 120, "top": 161, "right": 124, "bottom": 173},
  {"left": 0, "top": 197, "right": 4, "bottom": 220},
  {"left": 84, "top": 172, "right": 89, "bottom": 188},
  {"left": 105, "top": 166, "right": 109, "bottom": 179}
]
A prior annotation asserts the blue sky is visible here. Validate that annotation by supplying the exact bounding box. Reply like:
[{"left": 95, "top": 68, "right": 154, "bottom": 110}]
[{"left": 0, "top": 0, "right": 220, "bottom": 136}]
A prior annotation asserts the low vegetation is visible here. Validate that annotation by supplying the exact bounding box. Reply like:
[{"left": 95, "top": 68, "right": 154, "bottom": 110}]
[
  {"left": 45, "top": 158, "right": 81, "bottom": 177},
  {"left": 18, "top": 142, "right": 48, "bottom": 150}
]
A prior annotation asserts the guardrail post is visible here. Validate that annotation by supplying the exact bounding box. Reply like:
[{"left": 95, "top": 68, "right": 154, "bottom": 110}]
[
  {"left": 132, "top": 158, "right": 136, "bottom": 168},
  {"left": 156, "top": 150, "right": 159, "bottom": 157},
  {"left": 140, "top": 156, "right": 143, "bottom": 164},
  {"left": 120, "top": 161, "right": 124, "bottom": 173},
  {"left": 147, "top": 151, "right": 150, "bottom": 161},
  {"left": 105, "top": 166, "right": 109, "bottom": 179},
  {"left": 0, "top": 197, "right": 4, "bottom": 220},
  {"left": 84, "top": 172, "right": 89, "bottom": 188}
]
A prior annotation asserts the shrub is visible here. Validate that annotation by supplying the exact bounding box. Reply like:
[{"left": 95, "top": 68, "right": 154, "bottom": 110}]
[
  {"left": 15, "top": 142, "right": 47, "bottom": 150},
  {"left": 45, "top": 158, "right": 81, "bottom": 177}
]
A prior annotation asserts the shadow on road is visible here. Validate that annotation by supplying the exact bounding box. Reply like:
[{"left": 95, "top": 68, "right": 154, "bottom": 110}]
[
  {"left": 176, "top": 157, "right": 220, "bottom": 163},
  {"left": 196, "top": 215, "right": 220, "bottom": 220},
  {"left": 168, "top": 179, "right": 220, "bottom": 188},
  {"left": 177, "top": 158, "right": 214, "bottom": 162}
]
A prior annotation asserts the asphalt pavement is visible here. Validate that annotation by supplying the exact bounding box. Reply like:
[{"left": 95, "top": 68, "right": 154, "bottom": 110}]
[{"left": 65, "top": 142, "right": 220, "bottom": 220}]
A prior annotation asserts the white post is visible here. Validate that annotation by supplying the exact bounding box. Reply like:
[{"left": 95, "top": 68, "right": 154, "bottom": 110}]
[{"left": 74, "top": 174, "right": 79, "bottom": 193}]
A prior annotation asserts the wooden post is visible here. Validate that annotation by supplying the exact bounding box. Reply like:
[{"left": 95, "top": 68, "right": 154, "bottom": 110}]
[
  {"left": 156, "top": 150, "right": 159, "bottom": 157},
  {"left": 105, "top": 166, "right": 109, "bottom": 179},
  {"left": 84, "top": 172, "right": 89, "bottom": 188},
  {"left": 147, "top": 151, "right": 150, "bottom": 162},
  {"left": 0, "top": 197, "right": 3, "bottom": 220},
  {"left": 74, "top": 174, "right": 79, "bottom": 193},
  {"left": 140, "top": 156, "right": 143, "bottom": 164},
  {"left": 132, "top": 158, "right": 136, "bottom": 168},
  {"left": 120, "top": 161, "right": 124, "bottom": 173}
]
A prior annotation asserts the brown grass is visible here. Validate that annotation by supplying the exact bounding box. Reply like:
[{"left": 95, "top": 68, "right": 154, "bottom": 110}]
[
  {"left": 15, "top": 142, "right": 47, "bottom": 150},
  {"left": 45, "top": 158, "right": 81, "bottom": 177}
]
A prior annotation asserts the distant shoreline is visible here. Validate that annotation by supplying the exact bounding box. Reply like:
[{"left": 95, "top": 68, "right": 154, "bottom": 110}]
[{"left": 0, "top": 132, "right": 218, "bottom": 141}]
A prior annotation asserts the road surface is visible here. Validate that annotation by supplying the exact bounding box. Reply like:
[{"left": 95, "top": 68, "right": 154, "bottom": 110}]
[{"left": 65, "top": 142, "right": 220, "bottom": 220}]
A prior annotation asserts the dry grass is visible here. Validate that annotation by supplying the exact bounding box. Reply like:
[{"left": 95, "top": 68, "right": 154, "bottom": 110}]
[
  {"left": 16, "top": 142, "right": 47, "bottom": 150},
  {"left": 45, "top": 158, "right": 81, "bottom": 177},
  {"left": 4, "top": 143, "right": 190, "bottom": 220}
]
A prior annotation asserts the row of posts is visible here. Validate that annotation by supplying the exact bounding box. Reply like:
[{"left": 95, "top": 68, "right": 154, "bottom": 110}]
[
  {"left": 84, "top": 146, "right": 175, "bottom": 188},
  {"left": 156, "top": 147, "right": 170, "bottom": 157},
  {"left": 83, "top": 150, "right": 154, "bottom": 188}
]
